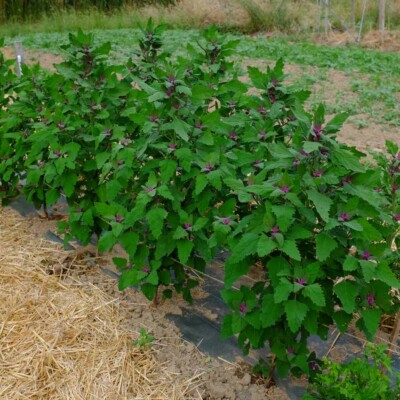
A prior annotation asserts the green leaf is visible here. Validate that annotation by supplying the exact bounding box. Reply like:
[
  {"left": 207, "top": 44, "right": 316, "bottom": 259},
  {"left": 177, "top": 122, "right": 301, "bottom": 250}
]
[
  {"left": 155, "top": 234, "right": 175, "bottom": 259},
  {"left": 303, "top": 283, "right": 325, "bottom": 307},
  {"left": 267, "top": 256, "right": 291, "bottom": 287},
  {"left": 62, "top": 172, "right": 78, "bottom": 197},
  {"left": 343, "top": 220, "right": 363, "bottom": 231},
  {"left": 334, "top": 280, "right": 359, "bottom": 313},
  {"left": 281, "top": 240, "right": 301, "bottom": 261},
  {"left": 346, "top": 186, "right": 385, "bottom": 211},
  {"left": 360, "top": 260, "right": 376, "bottom": 283},
  {"left": 173, "top": 226, "right": 187, "bottom": 240},
  {"left": 287, "top": 227, "right": 312, "bottom": 240},
  {"left": 274, "top": 278, "right": 293, "bottom": 303},
  {"left": 177, "top": 240, "right": 194, "bottom": 264},
  {"left": 146, "top": 208, "right": 168, "bottom": 239},
  {"left": 195, "top": 173, "right": 208, "bottom": 195},
  {"left": 141, "top": 283, "right": 158, "bottom": 301},
  {"left": 316, "top": 233, "right": 337, "bottom": 261},
  {"left": 105, "top": 180, "right": 122, "bottom": 202},
  {"left": 171, "top": 119, "right": 190, "bottom": 142},
  {"left": 232, "top": 313, "right": 247, "bottom": 334},
  {"left": 257, "top": 234, "right": 276, "bottom": 257},
  {"left": 293, "top": 354, "right": 309, "bottom": 374},
  {"left": 157, "top": 185, "right": 174, "bottom": 200},
  {"left": 96, "top": 152, "right": 109, "bottom": 168},
  {"left": 343, "top": 255, "right": 358, "bottom": 272},
  {"left": 159, "top": 270, "right": 171, "bottom": 285},
  {"left": 230, "top": 233, "right": 259, "bottom": 262},
  {"left": 244, "top": 309, "right": 262, "bottom": 329},
  {"left": 284, "top": 300, "right": 308, "bottom": 333},
  {"left": 303, "top": 141, "right": 321, "bottom": 153},
  {"left": 307, "top": 190, "right": 332, "bottom": 222},
  {"left": 118, "top": 270, "right": 140, "bottom": 290},
  {"left": 248, "top": 66, "right": 267, "bottom": 89},
  {"left": 148, "top": 90, "right": 166, "bottom": 102},
  {"left": 160, "top": 159, "right": 177, "bottom": 182},
  {"left": 325, "top": 112, "right": 349, "bottom": 133},
  {"left": 272, "top": 205, "right": 295, "bottom": 232},
  {"left": 146, "top": 270, "right": 159, "bottom": 285},
  {"left": 221, "top": 288, "right": 243, "bottom": 306},
  {"left": 221, "top": 315, "right": 234, "bottom": 339},
  {"left": 192, "top": 217, "right": 209, "bottom": 231},
  {"left": 125, "top": 192, "right": 151, "bottom": 224},
  {"left": 355, "top": 219, "right": 383, "bottom": 241},
  {"left": 113, "top": 257, "right": 127, "bottom": 270},
  {"left": 268, "top": 143, "right": 294, "bottom": 159},
  {"left": 119, "top": 232, "right": 139, "bottom": 256},
  {"left": 361, "top": 309, "right": 381, "bottom": 337},
  {"left": 224, "top": 258, "right": 252, "bottom": 288},
  {"left": 261, "top": 294, "right": 284, "bottom": 328},
  {"left": 332, "top": 149, "right": 365, "bottom": 173},
  {"left": 45, "top": 189, "right": 60, "bottom": 207},
  {"left": 375, "top": 263, "right": 400, "bottom": 288},
  {"left": 98, "top": 231, "right": 117, "bottom": 253},
  {"left": 333, "top": 311, "right": 353, "bottom": 333},
  {"left": 197, "top": 131, "right": 214, "bottom": 145},
  {"left": 304, "top": 262, "right": 322, "bottom": 284},
  {"left": 303, "top": 310, "right": 318, "bottom": 334}
]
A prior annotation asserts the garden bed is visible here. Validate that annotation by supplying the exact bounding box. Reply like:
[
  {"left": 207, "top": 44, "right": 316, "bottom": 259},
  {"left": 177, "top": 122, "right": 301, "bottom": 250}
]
[{"left": 1, "top": 26, "right": 399, "bottom": 399}]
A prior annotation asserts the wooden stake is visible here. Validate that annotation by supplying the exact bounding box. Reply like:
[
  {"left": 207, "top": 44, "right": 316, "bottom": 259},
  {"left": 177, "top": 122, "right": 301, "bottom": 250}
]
[
  {"left": 324, "top": 0, "right": 330, "bottom": 36},
  {"left": 378, "top": 0, "right": 385, "bottom": 45},
  {"left": 351, "top": 0, "right": 355, "bottom": 31},
  {"left": 14, "top": 41, "right": 24, "bottom": 78},
  {"left": 387, "top": 312, "right": 400, "bottom": 358}
]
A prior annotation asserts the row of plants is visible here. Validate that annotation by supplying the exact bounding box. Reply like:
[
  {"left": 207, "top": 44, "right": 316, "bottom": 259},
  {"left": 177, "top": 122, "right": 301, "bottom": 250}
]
[{"left": 0, "top": 23, "right": 399, "bottom": 384}]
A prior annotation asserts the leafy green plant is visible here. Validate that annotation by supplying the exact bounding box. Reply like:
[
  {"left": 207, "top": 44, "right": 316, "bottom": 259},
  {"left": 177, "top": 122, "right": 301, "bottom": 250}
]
[
  {"left": 303, "top": 344, "right": 400, "bottom": 400},
  {"left": 133, "top": 327, "right": 155, "bottom": 348},
  {"left": 1, "top": 24, "right": 399, "bottom": 383},
  {"left": 220, "top": 100, "right": 400, "bottom": 379}
]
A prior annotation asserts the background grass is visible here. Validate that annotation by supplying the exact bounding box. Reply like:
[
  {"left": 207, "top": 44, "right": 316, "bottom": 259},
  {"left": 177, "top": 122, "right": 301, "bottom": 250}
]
[{"left": 1, "top": 0, "right": 400, "bottom": 36}]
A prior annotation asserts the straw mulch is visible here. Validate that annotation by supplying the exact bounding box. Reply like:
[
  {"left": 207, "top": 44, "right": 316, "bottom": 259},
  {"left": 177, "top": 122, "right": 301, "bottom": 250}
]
[{"left": 0, "top": 208, "right": 195, "bottom": 399}]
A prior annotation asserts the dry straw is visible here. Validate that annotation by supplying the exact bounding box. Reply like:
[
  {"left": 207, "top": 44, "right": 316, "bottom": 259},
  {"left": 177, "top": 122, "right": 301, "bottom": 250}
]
[{"left": 0, "top": 207, "right": 198, "bottom": 400}]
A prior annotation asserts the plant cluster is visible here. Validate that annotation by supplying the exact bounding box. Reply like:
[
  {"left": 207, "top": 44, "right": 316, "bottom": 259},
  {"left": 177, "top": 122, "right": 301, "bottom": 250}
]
[
  {"left": 0, "top": 22, "right": 399, "bottom": 380},
  {"left": 303, "top": 344, "right": 400, "bottom": 400}
]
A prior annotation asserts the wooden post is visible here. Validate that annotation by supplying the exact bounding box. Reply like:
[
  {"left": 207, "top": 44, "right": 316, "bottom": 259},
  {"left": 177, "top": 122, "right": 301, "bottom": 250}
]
[
  {"left": 14, "top": 41, "right": 23, "bottom": 78},
  {"left": 378, "top": 0, "right": 385, "bottom": 45},
  {"left": 357, "top": 0, "right": 368, "bottom": 43},
  {"left": 387, "top": 312, "right": 400, "bottom": 359},
  {"left": 324, "top": 0, "right": 330, "bottom": 36},
  {"left": 351, "top": 0, "right": 355, "bottom": 31},
  {"left": 317, "top": 0, "right": 322, "bottom": 34}
]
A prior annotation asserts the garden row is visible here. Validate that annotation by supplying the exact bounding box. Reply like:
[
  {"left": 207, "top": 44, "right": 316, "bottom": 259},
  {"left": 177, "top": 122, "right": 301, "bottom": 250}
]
[{"left": 0, "top": 22, "right": 399, "bottom": 383}]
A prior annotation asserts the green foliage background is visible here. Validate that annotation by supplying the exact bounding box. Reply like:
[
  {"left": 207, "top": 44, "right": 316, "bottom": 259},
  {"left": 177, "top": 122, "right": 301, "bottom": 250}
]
[{"left": 0, "top": 0, "right": 177, "bottom": 21}]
